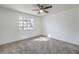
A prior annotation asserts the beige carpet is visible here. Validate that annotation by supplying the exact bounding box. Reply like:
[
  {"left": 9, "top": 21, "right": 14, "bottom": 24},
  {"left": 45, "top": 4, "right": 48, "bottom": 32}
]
[{"left": 0, "top": 37, "right": 79, "bottom": 54}]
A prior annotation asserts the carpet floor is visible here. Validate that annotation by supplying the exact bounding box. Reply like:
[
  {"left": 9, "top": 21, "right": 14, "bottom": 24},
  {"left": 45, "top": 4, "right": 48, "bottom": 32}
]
[{"left": 0, "top": 37, "right": 79, "bottom": 54}]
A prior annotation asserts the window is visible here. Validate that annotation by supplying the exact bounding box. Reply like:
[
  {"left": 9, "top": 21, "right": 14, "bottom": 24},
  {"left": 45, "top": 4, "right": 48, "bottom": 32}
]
[{"left": 19, "top": 16, "right": 34, "bottom": 30}]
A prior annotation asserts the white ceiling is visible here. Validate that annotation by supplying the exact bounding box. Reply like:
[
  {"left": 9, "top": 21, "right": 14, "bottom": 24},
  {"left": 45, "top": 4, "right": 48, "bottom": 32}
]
[{"left": 0, "top": 4, "right": 79, "bottom": 16}]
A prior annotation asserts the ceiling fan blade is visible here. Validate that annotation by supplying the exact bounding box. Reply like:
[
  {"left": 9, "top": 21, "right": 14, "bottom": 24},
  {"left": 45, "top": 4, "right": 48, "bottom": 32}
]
[
  {"left": 37, "top": 4, "right": 43, "bottom": 9},
  {"left": 32, "top": 9, "right": 39, "bottom": 11},
  {"left": 43, "top": 10, "right": 48, "bottom": 13},
  {"left": 37, "top": 4, "right": 41, "bottom": 8},
  {"left": 44, "top": 5, "right": 52, "bottom": 9}
]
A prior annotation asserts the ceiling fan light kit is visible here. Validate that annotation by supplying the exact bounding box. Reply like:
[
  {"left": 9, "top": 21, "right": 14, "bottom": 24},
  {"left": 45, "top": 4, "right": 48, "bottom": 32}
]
[
  {"left": 40, "top": 10, "right": 43, "bottom": 13},
  {"left": 33, "top": 4, "right": 52, "bottom": 14}
]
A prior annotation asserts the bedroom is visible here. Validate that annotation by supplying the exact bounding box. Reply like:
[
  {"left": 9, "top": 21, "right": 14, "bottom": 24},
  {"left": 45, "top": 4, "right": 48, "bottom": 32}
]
[{"left": 0, "top": 4, "right": 79, "bottom": 54}]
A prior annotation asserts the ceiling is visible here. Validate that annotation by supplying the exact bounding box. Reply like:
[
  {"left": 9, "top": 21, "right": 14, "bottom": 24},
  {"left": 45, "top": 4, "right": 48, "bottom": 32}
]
[{"left": 0, "top": 4, "right": 79, "bottom": 16}]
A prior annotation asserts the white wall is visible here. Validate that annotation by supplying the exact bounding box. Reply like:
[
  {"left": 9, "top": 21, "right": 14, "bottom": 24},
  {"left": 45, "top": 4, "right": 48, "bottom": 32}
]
[
  {"left": 42, "top": 7, "right": 79, "bottom": 45},
  {"left": 0, "top": 7, "right": 42, "bottom": 45}
]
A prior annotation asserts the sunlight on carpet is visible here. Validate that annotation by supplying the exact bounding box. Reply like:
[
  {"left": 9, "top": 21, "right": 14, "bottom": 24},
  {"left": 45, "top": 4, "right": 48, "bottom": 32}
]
[{"left": 33, "top": 37, "right": 49, "bottom": 41}]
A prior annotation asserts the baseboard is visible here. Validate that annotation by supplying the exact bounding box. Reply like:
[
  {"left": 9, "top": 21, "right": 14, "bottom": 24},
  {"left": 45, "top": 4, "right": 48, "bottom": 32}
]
[
  {"left": 42, "top": 35, "right": 79, "bottom": 46},
  {"left": 0, "top": 35, "right": 42, "bottom": 46}
]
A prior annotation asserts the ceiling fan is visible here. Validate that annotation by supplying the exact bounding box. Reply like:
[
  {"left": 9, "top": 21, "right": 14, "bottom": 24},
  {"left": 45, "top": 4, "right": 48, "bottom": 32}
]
[{"left": 32, "top": 4, "right": 52, "bottom": 14}]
